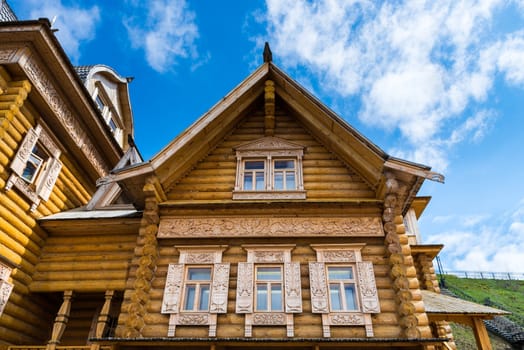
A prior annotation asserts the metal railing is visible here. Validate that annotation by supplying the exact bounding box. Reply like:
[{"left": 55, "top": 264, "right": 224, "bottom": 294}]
[{"left": 441, "top": 271, "right": 524, "bottom": 280}]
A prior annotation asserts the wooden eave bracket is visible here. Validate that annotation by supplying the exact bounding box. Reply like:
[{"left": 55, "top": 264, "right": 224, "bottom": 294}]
[{"left": 384, "top": 159, "right": 445, "bottom": 184}]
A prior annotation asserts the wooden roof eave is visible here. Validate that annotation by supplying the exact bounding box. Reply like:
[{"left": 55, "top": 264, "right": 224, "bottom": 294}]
[
  {"left": 150, "top": 63, "right": 269, "bottom": 189},
  {"left": 268, "top": 64, "right": 386, "bottom": 190},
  {"left": 0, "top": 20, "right": 122, "bottom": 178}
]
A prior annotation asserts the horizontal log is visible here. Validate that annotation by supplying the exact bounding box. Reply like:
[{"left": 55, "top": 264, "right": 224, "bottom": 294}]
[
  {"left": 35, "top": 260, "right": 130, "bottom": 272},
  {"left": 29, "top": 279, "right": 127, "bottom": 292},
  {"left": 32, "top": 269, "right": 128, "bottom": 282}
]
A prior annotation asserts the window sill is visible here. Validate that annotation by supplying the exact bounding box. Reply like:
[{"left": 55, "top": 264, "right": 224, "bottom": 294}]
[{"left": 232, "top": 190, "right": 306, "bottom": 200}]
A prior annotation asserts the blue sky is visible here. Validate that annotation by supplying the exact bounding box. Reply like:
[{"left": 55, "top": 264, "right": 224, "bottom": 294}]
[{"left": 11, "top": 0, "right": 524, "bottom": 273}]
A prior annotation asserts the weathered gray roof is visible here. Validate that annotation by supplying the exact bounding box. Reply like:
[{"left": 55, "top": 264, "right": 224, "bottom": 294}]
[
  {"left": 421, "top": 290, "right": 510, "bottom": 316},
  {"left": 74, "top": 65, "right": 95, "bottom": 83},
  {"left": 0, "top": 0, "right": 17, "bottom": 22}
]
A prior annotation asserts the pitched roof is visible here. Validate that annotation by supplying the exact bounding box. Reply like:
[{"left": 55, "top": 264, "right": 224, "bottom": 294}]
[
  {"left": 421, "top": 290, "right": 509, "bottom": 317},
  {"left": 0, "top": 0, "right": 17, "bottom": 22},
  {"left": 74, "top": 65, "right": 96, "bottom": 83}
]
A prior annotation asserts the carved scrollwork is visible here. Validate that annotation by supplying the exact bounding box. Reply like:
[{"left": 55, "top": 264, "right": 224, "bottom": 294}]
[
  {"left": 320, "top": 250, "right": 356, "bottom": 262},
  {"left": 0, "top": 280, "right": 14, "bottom": 316},
  {"left": 309, "top": 262, "right": 329, "bottom": 313},
  {"left": 252, "top": 313, "right": 286, "bottom": 325},
  {"left": 236, "top": 262, "right": 253, "bottom": 313},
  {"left": 329, "top": 313, "right": 365, "bottom": 325},
  {"left": 161, "top": 264, "right": 184, "bottom": 313},
  {"left": 158, "top": 217, "right": 383, "bottom": 238},
  {"left": 253, "top": 251, "right": 285, "bottom": 263},
  {"left": 284, "top": 262, "right": 302, "bottom": 313},
  {"left": 210, "top": 263, "right": 230, "bottom": 313},
  {"left": 177, "top": 313, "right": 209, "bottom": 325}
]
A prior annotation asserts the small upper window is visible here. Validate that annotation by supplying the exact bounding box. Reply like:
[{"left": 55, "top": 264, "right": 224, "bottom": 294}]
[
  {"left": 21, "top": 144, "right": 48, "bottom": 184},
  {"left": 233, "top": 137, "right": 305, "bottom": 200}
]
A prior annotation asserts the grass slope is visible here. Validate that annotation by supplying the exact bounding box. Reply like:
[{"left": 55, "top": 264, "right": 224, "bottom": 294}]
[{"left": 440, "top": 274, "right": 524, "bottom": 349}]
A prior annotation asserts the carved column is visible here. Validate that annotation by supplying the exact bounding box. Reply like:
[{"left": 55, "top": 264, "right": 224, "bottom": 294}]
[
  {"left": 117, "top": 176, "right": 162, "bottom": 338},
  {"left": 382, "top": 173, "right": 430, "bottom": 339},
  {"left": 95, "top": 290, "right": 115, "bottom": 338},
  {"left": 47, "top": 290, "right": 73, "bottom": 350},
  {"left": 0, "top": 78, "right": 31, "bottom": 141}
]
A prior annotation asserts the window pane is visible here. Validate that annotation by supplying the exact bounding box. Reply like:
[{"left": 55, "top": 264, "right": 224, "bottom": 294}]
[
  {"left": 274, "top": 172, "right": 283, "bottom": 190},
  {"left": 184, "top": 285, "right": 196, "bottom": 310},
  {"left": 255, "top": 172, "right": 265, "bottom": 190},
  {"left": 245, "top": 161, "right": 265, "bottom": 170},
  {"left": 274, "top": 160, "right": 294, "bottom": 169},
  {"left": 271, "top": 284, "right": 282, "bottom": 311},
  {"left": 199, "top": 285, "right": 210, "bottom": 311},
  {"left": 257, "top": 267, "right": 281, "bottom": 280},
  {"left": 329, "top": 284, "right": 342, "bottom": 311},
  {"left": 256, "top": 284, "right": 268, "bottom": 311},
  {"left": 244, "top": 173, "right": 253, "bottom": 190},
  {"left": 344, "top": 284, "right": 357, "bottom": 310},
  {"left": 286, "top": 173, "right": 295, "bottom": 189},
  {"left": 188, "top": 267, "right": 211, "bottom": 280},
  {"left": 328, "top": 266, "right": 353, "bottom": 280}
]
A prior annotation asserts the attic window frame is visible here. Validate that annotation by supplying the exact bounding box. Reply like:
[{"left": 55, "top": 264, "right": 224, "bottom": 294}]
[
  {"left": 233, "top": 143, "right": 305, "bottom": 200},
  {"left": 93, "top": 83, "right": 123, "bottom": 141}
]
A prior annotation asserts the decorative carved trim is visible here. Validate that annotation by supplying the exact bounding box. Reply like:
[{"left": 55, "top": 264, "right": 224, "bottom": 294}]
[
  {"left": 329, "top": 313, "right": 365, "bottom": 325},
  {"left": 177, "top": 313, "right": 209, "bottom": 325},
  {"left": 158, "top": 217, "right": 383, "bottom": 238},
  {"left": 0, "top": 49, "right": 18, "bottom": 62},
  {"left": 161, "top": 264, "right": 184, "bottom": 313},
  {"left": 0, "top": 278, "right": 13, "bottom": 316},
  {"left": 176, "top": 245, "right": 226, "bottom": 264},
  {"left": 309, "top": 262, "right": 329, "bottom": 313},
  {"left": 284, "top": 262, "right": 302, "bottom": 313},
  {"left": 236, "top": 262, "right": 254, "bottom": 313},
  {"left": 232, "top": 190, "right": 306, "bottom": 200},
  {"left": 21, "top": 53, "right": 109, "bottom": 176},
  {"left": 0, "top": 264, "right": 12, "bottom": 281},
  {"left": 235, "top": 137, "right": 304, "bottom": 152},
  {"left": 252, "top": 313, "right": 286, "bottom": 325},
  {"left": 321, "top": 250, "right": 356, "bottom": 262},
  {"left": 357, "top": 261, "right": 380, "bottom": 313},
  {"left": 210, "top": 263, "right": 230, "bottom": 314}
]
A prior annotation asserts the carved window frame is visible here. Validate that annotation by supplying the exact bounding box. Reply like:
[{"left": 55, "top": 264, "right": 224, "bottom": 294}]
[
  {"left": 0, "top": 260, "right": 14, "bottom": 317},
  {"left": 232, "top": 137, "right": 306, "bottom": 200},
  {"left": 236, "top": 245, "right": 302, "bottom": 337},
  {"left": 93, "top": 83, "right": 123, "bottom": 144},
  {"left": 161, "top": 245, "right": 229, "bottom": 337},
  {"left": 309, "top": 244, "right": 380, "bottom": 338},
  {"left": 5, "top": 124, "right": 63, "bottom": 211}
]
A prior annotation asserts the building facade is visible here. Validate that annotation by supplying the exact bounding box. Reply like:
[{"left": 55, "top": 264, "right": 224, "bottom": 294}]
[{"left": 0, "top": 3, "right": 506, "bottom": 350}]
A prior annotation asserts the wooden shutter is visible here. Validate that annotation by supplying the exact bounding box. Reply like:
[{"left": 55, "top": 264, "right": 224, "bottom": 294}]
[
  {"left": 161, "top": 264, "right": 184, "bottom": 313},
  {"left": 284, "top": 262, "right": 302, "bottom": 313},
  {"left": 309, "top": 262, "right": 329, "bottom": 313},
  {"left": 356, "top": 261, "right": 380, "bottom": 313},
  {"left": 10, "top": 126, "right": 41, "bottom": 176},
  {"left": 36, "top": 156, "right": 62, "bottom": 201},
  {"left": 210, "top": 263, "right": 230, "bottom": 314},
  {"left": 235, "top": 262, "right": 253, "bottom": 313}
]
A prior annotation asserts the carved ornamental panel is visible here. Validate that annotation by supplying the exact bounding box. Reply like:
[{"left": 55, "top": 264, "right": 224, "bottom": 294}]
[{"left": 158, "top": 217, "right": 383, "bottom": 238}]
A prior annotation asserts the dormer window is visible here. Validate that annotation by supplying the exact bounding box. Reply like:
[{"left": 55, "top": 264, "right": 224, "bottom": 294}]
[
  {"left": 233, "top": 137, "right": 306, "bottom": 200},
  {"left": 93, "top": 85, "right": 123, "bottom": 145}
]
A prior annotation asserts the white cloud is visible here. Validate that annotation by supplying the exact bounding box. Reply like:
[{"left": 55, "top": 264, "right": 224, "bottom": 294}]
[
  {"left": 262, "top": 0, "right": 524, "bottom": 172},
  {"left": 125, "top": 0, "right": 199, "bottom": 73},
  {"left": 427, "top": 201, "right": 524, "bottom": 273},
  {"left": 26, "top": 0, "right": 100, "bottom": 62}
]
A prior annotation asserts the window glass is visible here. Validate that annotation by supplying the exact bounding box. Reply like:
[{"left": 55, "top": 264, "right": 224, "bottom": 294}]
[
  {"left": 257, "top": 267, "right": 281, "bottom": 280},
  {"left": 21, "top": 145, "right": 47, "bottom": 183},
  {"left": 271, "top": 284, "right": 283, "bottom": 311},
  {"left": 184, "top": 267, "right": 212, "bottom": 311},
  {"left": 184, "top": 285, "right": 196, "bottom": 310},
  {"left": 256, "top": 285, "right": 268, "bottom": 311},
  {"left": 245, "top": 161, "right": 264, "bottom": 170},
  {"left": 327, "top": 266, "right": 357, "bottom": 311},
  {"left": 188, "top": 267, "right": 211, "bottom": 280},
  {"left": 256, "top": 266, "right": 283, "bottom": 312}
]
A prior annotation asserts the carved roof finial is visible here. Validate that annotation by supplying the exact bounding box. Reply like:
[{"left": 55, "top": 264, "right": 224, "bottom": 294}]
[{"left": 263, "top": 42, "right": 272, "bottom": 63}]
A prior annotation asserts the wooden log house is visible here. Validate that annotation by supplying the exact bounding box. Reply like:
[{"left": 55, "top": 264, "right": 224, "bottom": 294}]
[{"left": 0, "top": 2, "right": 508, "bottom": 350}]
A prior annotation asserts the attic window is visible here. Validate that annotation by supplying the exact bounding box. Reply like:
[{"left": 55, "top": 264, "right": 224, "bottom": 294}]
[{"left": 233, "top": 137, "right": 306, "bottom": 200}]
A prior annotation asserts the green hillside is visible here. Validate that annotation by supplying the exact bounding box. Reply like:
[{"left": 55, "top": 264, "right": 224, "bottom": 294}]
[
  {"left": 441, "top": 274, "right": 524, "bottom": 325},
  {"left": 439, "top": 274, "right": 524, "bottom": 349}
]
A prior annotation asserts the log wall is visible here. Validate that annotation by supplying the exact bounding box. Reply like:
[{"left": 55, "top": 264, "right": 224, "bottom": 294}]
[
  {"left": 166, "top": 102, "right": 375, "bottom": 201},
  {"left": 0, "top": 68, "right": 101, "bottom": 344},
  {"left": 134, "top": 235, "right": 402, "bottom": 340}
]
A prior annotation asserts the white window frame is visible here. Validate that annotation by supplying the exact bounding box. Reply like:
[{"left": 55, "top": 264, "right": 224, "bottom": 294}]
[
  {"left": 161, "top": 246, "right": 229, "bottom": 338},
  {"left": 309, "top": 244, "right": 380, "bottom": 338},
  {"left": 182, "top": 266, "right": 213, "bottom": 312},
  {"left": 254, "top": 265, "right": 283, "bottom": 312},
  {"left": 93, "top": 84, "right": 123, "bottom": 144},
  {"left": 233, "top": 137, "right": 305, "bottom": 200},
  {"left": 5, "top": 124, "right": 62, "bottom": 211},
  {"left": 236, "top": 245, "right": 302, "bottom": 337},
  {"left": 326, "top": 265, "right": 359, "bottom": 312}
]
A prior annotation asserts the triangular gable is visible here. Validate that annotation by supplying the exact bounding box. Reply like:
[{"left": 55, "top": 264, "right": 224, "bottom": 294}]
[{"left": 111, "top": 60, "right": 443, "bottom": 211}]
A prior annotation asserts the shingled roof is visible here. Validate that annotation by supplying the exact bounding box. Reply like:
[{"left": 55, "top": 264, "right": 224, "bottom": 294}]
[
  {"left": 74, "top": 65, "right": 96, "bottom": 83},
  {"left": 421, "top": 290, "right": 509, "bottom": 316},
  {"left": 0, "top": 0, "right": 17, "bottom": 22}
]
